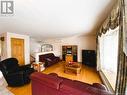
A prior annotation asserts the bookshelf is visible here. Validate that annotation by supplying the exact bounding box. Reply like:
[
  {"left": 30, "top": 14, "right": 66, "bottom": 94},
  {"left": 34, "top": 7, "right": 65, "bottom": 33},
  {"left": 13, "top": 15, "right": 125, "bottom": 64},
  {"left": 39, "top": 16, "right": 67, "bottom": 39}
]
[{"left": 62, "top": 45, "right": 77, "bottom": 62}]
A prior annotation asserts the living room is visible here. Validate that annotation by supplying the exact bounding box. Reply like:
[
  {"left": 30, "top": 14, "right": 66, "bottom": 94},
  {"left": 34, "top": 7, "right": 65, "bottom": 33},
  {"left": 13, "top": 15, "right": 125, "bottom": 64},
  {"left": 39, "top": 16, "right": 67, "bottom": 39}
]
[{"left": 0, "top": 0, "right": 127, "bottom": 95}]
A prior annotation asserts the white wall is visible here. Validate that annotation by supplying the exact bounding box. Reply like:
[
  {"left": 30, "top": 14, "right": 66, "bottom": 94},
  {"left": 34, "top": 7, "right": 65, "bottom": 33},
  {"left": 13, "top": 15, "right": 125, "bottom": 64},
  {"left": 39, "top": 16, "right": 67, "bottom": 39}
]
[
  {"left": 30, "top": 35, "right": 96, "bottom": 62},
  {"left": 30, "top": 38, "right": 41, "bottom": 54},
  {"left": 0, "top": 32, "right": 30, "bottom": 65}
]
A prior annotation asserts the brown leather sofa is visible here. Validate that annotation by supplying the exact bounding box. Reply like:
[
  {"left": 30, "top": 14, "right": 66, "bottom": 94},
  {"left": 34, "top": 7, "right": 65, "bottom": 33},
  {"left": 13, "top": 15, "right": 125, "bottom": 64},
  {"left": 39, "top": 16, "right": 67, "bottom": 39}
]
[
  {"left": 30, "top": 72, "right": 113, "bottom": 95},
  {"left": 39, "top": 53, "right": 60, "bottom": 67}
]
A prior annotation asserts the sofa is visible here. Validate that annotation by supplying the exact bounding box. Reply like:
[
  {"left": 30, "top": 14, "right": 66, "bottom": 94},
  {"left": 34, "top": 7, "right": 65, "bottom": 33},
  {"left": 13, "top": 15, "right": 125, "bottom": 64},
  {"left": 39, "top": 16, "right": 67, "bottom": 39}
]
[
  {"left": 39, "top": 53, "right": 60, "bottom": 67},
  {"left": 30, "top": 72, "right": 113, "bottom": 95},
  {"left": 0, "top": 58, "right": 34, "bottom": 86}
]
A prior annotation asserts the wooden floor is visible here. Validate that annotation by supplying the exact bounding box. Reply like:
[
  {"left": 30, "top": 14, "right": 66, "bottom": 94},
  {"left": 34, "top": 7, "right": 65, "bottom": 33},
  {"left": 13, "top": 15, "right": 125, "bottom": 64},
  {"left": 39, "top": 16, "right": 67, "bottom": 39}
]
[{"left": 7, "top": 61, "right": 102, "bottom": 95}]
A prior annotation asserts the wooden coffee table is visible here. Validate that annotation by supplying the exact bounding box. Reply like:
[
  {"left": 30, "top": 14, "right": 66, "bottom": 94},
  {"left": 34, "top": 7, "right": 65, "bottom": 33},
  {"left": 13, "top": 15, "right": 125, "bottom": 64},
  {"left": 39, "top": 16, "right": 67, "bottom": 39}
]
[{"left": 64, "top": 62, "right": 82, "bottom": 75}]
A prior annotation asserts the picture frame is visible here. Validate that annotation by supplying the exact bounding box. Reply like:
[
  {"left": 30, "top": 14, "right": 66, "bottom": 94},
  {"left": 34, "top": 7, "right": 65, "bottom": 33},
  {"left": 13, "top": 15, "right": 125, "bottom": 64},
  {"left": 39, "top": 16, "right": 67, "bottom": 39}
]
[{"left": 41, "top": 44, "right": 53, "bottom": 52}]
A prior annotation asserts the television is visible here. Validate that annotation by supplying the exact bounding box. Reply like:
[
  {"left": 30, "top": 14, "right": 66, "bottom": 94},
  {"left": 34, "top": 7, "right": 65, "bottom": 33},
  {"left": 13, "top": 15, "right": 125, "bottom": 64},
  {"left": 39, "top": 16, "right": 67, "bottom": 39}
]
[{"left": 67, "top": 48, "right": 72, "bottom": 54}]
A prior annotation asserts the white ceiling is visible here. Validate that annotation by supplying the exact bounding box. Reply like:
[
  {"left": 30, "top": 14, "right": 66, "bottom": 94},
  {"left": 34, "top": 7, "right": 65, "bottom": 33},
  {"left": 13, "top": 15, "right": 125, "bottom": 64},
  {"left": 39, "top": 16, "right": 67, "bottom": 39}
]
[{"left": 0, "top": 0, "right": 115, "bottom": 40}]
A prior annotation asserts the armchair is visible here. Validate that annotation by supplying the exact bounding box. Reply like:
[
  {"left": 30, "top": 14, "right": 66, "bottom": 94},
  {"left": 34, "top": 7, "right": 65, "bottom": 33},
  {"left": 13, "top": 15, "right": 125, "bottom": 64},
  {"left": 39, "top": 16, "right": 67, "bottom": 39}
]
[{"left": 0, "top": 58, "right": 34, "bottom": 87}]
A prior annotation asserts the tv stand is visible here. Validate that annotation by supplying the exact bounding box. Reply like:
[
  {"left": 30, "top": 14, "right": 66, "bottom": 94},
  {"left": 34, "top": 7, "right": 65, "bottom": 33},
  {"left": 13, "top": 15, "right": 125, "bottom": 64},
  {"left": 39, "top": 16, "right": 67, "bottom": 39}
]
[{"left": 62, "top": 45, "right": 77, "bottom": 62}]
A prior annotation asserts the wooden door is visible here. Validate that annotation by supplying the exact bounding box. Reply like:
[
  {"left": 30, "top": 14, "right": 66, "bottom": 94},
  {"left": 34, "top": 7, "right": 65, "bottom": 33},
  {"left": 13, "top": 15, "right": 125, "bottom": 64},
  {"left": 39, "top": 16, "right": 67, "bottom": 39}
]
[{"left": 11, "top": 38, "right": 25, "bottom": 65}]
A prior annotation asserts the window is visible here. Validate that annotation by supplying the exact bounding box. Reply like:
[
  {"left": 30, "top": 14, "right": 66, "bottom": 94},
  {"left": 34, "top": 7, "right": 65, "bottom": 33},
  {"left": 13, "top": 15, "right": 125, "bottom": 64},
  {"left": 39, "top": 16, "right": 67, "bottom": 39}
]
[{"left": 99, "top": 26, "right": 119, "bottom": 90}]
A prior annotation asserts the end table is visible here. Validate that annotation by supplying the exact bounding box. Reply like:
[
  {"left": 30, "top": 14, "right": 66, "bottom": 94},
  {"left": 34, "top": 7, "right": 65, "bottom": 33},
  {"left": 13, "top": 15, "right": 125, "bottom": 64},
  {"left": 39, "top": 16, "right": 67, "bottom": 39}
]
[{"left": 32, "top": 62, "right": 45, "bottom": 72}]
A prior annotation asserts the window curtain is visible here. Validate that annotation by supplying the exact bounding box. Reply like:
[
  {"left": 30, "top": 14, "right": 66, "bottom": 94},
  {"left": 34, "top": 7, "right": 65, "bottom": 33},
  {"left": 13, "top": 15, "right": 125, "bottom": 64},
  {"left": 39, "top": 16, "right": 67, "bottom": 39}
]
[
  {"left": 115, "top": 0, "right": 127, "bottom": 94},
  {"left": 96, "top": 0, "right": 127, "bottom": 94},
  {"left": 123, "top": 0, "right": 127, "bottom": 56},
  {"left": 96, "top": 32, "right": 101, "bottom": 71}
]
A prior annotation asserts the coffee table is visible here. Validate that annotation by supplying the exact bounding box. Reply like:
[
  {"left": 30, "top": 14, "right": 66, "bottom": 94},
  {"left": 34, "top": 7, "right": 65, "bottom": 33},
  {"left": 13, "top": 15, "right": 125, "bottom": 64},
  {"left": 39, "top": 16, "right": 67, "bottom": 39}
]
[{"left": 64, "top": 62, "right": 82, "bottom": 75}]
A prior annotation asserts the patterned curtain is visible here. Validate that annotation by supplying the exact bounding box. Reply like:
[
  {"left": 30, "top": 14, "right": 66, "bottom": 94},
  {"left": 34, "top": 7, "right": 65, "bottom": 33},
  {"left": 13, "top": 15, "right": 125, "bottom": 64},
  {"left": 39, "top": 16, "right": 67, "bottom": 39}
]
[
  {"left": 96, "top": 0, "right": 127, "bottom": 94},
  {"left": 123, "top": 0, "right": 127, "bottom": 56},
  {"left": 97, "top": 0, "right": 120, "bottom": 37},
  {"left": 96, "top": 35, "right": 101, "bottom": 71},
  {"left": 115, "top": 0, "right": 127, "bottom": 95}
]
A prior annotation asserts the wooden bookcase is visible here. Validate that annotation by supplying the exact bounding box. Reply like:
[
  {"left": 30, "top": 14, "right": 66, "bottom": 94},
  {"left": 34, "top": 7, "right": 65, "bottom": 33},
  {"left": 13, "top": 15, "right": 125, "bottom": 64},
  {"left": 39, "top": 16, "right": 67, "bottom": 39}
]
[{"left": 62, "top": 45, "right": 77, "bottom": 62}]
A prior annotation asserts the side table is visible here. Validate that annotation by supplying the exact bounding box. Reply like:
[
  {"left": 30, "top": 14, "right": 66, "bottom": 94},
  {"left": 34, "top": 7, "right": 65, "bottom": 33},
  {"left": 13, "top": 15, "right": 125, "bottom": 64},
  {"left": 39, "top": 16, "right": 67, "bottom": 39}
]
[{"left": 32, "top": 62, "right": 45, "bottom": 72}]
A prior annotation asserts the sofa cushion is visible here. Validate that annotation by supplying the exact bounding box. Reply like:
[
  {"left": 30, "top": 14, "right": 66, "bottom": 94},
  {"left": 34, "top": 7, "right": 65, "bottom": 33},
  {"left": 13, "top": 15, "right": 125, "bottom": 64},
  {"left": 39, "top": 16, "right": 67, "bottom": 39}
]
[
  {"left": 45, "top": 58, "right": 52, "bottom": 62},
  {"left": 30, "top": 72, "right": 63, "bottom": 89},
  {"left": 73, "top": 81, "right": 112, "bottom": 94},
  {"left": 60, "top": 79, "right": 92, "bottom": 95},
  {"left": 60, "top": 79, "right": 112, "bottom": 95},
  {"left": 39, "top": 55, "right": 45, "bottom": 62}
]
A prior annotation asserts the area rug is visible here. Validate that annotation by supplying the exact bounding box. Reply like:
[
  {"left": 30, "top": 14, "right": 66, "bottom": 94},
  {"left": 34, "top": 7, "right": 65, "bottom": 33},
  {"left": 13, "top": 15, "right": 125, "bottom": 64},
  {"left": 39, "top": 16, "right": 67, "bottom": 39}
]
[{"left": 0, "top": 87, "right": 14, "bottom": 95}]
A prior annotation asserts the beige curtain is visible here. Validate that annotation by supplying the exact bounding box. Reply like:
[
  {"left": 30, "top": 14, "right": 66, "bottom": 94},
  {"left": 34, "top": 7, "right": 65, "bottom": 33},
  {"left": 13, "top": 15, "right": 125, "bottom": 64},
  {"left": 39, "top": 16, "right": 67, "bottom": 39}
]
[
  {"left": 123, "top": 0, "right": 127, "bottom": 56},
  {"left": 96, "top": 35, "right": 101, "bottom": 71},
  {"left": 115, "top": 0, "right": 127, "bottom": 94}
]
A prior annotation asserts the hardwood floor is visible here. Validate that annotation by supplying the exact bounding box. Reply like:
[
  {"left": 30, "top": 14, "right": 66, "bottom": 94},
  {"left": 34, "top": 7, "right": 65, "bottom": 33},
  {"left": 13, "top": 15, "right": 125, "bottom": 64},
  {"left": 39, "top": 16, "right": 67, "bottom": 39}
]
[{"left": 7, "top": 61, "right": 102, "bottom": 95}]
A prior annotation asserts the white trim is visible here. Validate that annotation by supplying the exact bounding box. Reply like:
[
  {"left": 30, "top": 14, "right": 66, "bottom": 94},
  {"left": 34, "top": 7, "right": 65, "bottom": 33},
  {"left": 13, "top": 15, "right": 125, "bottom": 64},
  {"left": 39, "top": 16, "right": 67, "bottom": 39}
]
[{"left": 99, "top": 70, "right": 114, "bottom": 93}]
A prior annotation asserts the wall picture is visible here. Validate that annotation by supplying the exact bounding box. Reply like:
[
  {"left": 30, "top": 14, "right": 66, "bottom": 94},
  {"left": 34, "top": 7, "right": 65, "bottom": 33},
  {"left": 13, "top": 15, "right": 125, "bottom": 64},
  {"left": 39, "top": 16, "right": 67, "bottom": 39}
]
[{"left": 41, "top": 44, "right": 53, "bottom": 52}]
